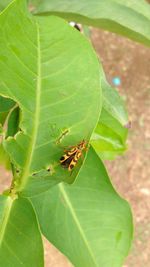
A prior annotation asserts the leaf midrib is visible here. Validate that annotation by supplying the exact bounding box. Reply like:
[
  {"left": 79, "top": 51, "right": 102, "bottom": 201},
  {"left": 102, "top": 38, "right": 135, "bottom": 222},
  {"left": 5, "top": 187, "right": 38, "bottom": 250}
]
[
  {"left": 59, "top": 183, "right": 99, "bottom": 267},
  {"left": 18, "top": 22, "right": 41, "bottom": 192}
]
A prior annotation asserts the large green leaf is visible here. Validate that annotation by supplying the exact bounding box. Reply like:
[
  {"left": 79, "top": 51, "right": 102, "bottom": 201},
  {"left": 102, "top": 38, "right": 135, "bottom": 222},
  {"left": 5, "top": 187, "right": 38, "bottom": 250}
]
[
  {"left": 32, "top": 148, "right": 133, "bottom": 267},
  {"left": 0, "top": 195, "right": 44, "bottom": 267},
  {"left": 31, "top": 0, "right": 150, "bottom": 47},
  {"left": 92, "top": 78, "right": 128, "bottom": 159},
  {"left": 0, "top": 0, "right": 101, "bottom": 196}
]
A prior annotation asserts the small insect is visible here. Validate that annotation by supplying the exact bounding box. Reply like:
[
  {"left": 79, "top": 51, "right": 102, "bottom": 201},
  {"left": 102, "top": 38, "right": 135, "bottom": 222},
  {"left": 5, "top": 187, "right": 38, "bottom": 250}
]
[{"left": 60, "top": 139, "right": 87, "bottom": 171}]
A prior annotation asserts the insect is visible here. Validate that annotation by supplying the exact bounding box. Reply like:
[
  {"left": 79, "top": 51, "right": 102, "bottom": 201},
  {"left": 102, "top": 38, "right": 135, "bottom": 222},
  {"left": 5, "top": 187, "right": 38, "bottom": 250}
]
[{"left": 60, "top": 139, "right": 87, "bottom": 171}]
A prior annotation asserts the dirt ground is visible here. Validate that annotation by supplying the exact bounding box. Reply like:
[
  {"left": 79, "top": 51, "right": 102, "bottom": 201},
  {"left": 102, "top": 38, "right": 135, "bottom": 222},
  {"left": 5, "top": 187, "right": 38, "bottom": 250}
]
[{"left": 0, "top": 29, "right": 150, "bottom": 267}]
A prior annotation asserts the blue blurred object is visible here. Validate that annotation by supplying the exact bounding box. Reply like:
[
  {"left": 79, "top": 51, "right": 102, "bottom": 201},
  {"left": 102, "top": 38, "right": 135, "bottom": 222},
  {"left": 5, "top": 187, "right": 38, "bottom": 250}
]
[{"left": 112, "top": 77, "right": 121, "bottom": 86}]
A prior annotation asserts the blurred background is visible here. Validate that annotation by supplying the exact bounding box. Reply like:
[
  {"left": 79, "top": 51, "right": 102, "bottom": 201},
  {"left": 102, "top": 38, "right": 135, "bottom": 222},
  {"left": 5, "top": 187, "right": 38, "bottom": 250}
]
[{"left": 0, "top": 27, "right": 150, "bottom": 267}]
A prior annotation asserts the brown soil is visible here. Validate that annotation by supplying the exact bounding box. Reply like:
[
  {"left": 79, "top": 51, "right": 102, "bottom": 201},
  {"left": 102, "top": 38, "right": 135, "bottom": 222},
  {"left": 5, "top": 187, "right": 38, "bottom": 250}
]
[{"left": 0, "top": 29, "right": 150, "bottom": 267}]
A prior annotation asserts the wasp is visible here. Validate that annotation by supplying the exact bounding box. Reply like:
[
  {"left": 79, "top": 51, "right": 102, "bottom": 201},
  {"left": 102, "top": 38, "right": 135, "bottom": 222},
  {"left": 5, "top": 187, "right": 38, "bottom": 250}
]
[{"left": 60, "top": 139, "right": 87, "bottom": 171}]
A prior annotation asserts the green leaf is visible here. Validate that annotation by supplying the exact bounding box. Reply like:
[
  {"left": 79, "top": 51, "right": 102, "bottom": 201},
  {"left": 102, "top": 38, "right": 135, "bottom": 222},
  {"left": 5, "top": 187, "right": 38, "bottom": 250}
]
[
  {"left": 0, "top": 195, "right": 44, "bottom": 267},
  {"left": 92, "top": 78, "right": 129, "bottom": 159},
  {"left": 0, "top": 144, "right": 10, "bottom": 169},
  {"left": 0, "top": 96, "right": 15, "bottom": 126},
  {"left": 0, "top": 101, "right": 19, "bottom": 169},
  {"left": 0, "top": 0, "right": 12, "bottom": 12},
  {"left": 0, "top": 111, "right": 8, "bottom": 126},
  {"left": 32, "top": 148, "right": 133, "bottom": 267},
  {"left": 0, "top": 0, "right": 101, "bottom": 195},
  {"left": 102, "top": 79, "right": 128, "bottom": 127},
  {"left": 6, "top": 106, "right": 20, "bottom": 138},
  {"left": 0, "top": 96, "right": 15, "bottom": 113},
  {"left": 31, "top": 0, "right": 150, "bottom": 47}
]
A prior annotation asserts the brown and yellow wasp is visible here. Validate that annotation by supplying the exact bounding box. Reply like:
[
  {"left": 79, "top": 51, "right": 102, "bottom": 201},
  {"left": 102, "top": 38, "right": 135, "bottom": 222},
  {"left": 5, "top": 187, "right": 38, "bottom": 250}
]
[{"left": 60, "top": 139, "right": 87, "bottom": 171}]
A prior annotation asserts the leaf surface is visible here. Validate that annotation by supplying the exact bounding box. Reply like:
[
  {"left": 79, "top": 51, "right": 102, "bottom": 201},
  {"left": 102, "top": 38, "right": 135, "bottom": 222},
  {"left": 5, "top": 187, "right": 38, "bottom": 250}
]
[
  {"left": 0, "top": 96, "right": 15, "bottom": 113},
  {"left": 0, "top": 144, "right": 10, "bottom": 169},
  {"left": 0, "top": 0, "right": 101, "bottom": 195},
  {"left": 92, "top": 78, "right": 129, "bottom": 159},
  {"left": 0, "top": 195, "right": 44, "bottom": 267},
  {"left": 31, "top": 0, "right": 150, "bottom": 47},
  {"left": 0, "top": 0, "right": 12, "bottom": 12},
  {"left": 32, "top": 148, "right": 133, "bottom": 267},
  {"left": 0, "top": 96, "right": 15, "bottom": 128}
]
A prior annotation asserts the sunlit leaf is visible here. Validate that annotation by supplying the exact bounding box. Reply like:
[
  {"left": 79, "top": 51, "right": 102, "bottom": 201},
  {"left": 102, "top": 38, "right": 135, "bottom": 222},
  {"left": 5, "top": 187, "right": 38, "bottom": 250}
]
[
  {"left": 0, "top": 0, "right": 101, "bottom": 195},
  {"left": 32, "top": 148, "right": 133, "bottom": 267},
  {"left": 31, "top": 0, "right": 150, "bottom": 47},
  {"left": 0, "top": 0, "right": 12, "bottom": 12}
]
